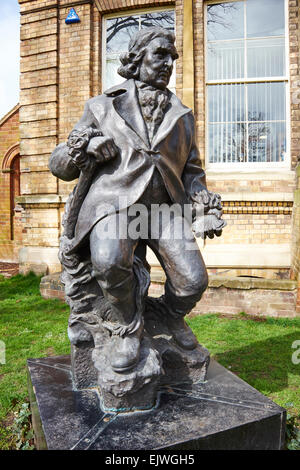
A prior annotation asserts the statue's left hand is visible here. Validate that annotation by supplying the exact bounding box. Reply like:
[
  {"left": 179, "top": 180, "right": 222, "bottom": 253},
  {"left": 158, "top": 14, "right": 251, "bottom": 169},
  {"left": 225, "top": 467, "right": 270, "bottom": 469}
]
[
  {"left": 191, "top": 189, "right": 222, "bottom": 214},
  {"left": 191, "top": 189, "right": 226, "bottom": 239}
]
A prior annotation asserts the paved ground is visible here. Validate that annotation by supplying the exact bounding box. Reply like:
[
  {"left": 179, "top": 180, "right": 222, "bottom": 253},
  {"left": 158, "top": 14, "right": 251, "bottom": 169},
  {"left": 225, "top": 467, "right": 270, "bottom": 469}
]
[{"left": 0, "top": 262, "right": 19, "bottom": 278}]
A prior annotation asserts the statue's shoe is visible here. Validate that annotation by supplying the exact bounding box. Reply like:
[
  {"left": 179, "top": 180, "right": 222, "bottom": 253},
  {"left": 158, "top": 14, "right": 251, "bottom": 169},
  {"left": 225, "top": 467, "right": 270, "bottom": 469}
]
[
  {"left": 110, "top": 332, "right": 141, "bottom": 373},
  {"left": 167, "top": 317, "right": 199, "bottom": 350}
]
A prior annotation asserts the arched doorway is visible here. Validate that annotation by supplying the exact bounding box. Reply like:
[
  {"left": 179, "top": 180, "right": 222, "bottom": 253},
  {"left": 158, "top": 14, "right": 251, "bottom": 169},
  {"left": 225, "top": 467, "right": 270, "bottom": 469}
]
[
  {"left": 9, "top": 155, "right": 20, "bottom": 240},
  {"left": 2, "top": 144, "right": 20, "bottom": 241}
]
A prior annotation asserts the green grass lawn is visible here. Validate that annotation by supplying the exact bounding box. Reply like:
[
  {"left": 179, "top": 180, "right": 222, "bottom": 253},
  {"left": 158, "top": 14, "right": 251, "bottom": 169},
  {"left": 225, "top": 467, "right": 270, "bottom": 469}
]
[
  {"left": 0, "top": 273, "right": 300, "bottom": 449},
  {"left": 0, "top": 273, "right": 70, "bottom": 449}
]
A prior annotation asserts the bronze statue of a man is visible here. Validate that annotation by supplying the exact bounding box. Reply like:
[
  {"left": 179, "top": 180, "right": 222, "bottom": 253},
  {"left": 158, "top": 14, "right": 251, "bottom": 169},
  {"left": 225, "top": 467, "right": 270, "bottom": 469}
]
[{"left": 49, "top": 27, "right": 225, "bottom": 398}]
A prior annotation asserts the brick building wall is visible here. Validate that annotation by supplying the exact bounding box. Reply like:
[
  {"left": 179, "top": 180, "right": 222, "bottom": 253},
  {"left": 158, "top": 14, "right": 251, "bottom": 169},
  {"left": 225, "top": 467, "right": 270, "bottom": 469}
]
[
  {"left": 197, "top": 0, "right": 300, "bottom": 279},
  {"left": 16, "top": 0, "right": 300, "bottom": 280},
  {"left": 0, "top": 105, "right": 22, "bottom": 263},
  {"left": 40, "top": 270, "right": 299, "bottom": 317}
]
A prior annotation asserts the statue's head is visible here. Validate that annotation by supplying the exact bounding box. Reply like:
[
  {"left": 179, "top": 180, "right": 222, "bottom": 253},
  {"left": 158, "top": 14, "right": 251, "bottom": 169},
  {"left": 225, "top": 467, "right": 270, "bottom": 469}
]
[{"left": 118, "top": 27, "right": 178, "bottom": 90}]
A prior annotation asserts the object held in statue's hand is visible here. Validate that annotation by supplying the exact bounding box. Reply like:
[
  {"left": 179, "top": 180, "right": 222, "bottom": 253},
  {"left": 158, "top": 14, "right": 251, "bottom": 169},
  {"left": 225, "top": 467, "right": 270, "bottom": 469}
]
[{"left": 191, "top": 189, "right": 227, "bottom": 239}]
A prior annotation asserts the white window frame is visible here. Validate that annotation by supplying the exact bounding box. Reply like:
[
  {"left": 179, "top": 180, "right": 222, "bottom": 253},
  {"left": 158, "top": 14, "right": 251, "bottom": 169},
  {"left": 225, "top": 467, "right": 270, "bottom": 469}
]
[
  {"left": 204, "top": 0, "right": 290, "bottom": 171},
  {"left": 102, "top": 7, "right": 176, "bottom": 93}
]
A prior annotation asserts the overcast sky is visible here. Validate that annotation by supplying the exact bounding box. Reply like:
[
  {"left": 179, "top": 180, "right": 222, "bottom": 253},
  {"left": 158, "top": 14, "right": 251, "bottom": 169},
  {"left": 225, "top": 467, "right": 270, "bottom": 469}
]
[{"left": 0, "top": 0, "right": 20, "bottom": 118}]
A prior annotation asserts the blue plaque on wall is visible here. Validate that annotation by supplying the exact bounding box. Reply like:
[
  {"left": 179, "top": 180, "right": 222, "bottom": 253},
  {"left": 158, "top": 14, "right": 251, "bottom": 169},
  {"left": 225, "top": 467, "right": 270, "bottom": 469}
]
[{"left": 65, "top": 8, "right": 80, "bottom": 24}]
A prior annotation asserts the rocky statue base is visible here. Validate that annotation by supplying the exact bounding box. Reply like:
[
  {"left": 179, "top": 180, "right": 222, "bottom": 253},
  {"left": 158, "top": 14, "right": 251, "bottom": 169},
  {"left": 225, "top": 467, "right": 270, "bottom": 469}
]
[
  {"left": 27, "top": 356, "right": 286, "bottom": 450},
  {"left": 70, "top": 298, "right": 210, "bottom": 412},
  {"left": 61, "top": 249, "right": 210, "bottom": 413}
]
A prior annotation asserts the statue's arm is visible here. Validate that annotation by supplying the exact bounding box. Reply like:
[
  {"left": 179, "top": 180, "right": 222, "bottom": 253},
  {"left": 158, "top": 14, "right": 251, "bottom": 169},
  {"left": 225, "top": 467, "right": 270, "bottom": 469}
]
[
  {"left": 182, "top": 113, "right": 207, "bottom": 197},
  {"left": 49, "top": 99, "right": 118, "bottom": 180},
  {"left": 49, "top": 143, "right": 80, "bottom": 181},
  {"left": 49, "top": 101, "right": 97, "bottom": 181},
  {"left": 182, "top": 113, "right": 226, "bottom": 238}
]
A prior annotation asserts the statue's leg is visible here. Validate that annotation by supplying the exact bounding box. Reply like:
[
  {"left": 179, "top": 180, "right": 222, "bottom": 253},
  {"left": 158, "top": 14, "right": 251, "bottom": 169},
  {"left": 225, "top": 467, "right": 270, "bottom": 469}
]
[
  {"left": 90, "top": 214, "right": 142, "bottom": 373},
  {"left": 148, "top": 213, "right": 208, "bottom": 350}
]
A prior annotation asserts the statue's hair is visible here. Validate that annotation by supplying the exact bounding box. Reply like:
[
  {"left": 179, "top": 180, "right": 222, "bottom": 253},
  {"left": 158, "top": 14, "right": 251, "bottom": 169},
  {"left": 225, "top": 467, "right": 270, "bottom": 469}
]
[{"left": 118, "top": 27, "right": 178, "bottom": 80}]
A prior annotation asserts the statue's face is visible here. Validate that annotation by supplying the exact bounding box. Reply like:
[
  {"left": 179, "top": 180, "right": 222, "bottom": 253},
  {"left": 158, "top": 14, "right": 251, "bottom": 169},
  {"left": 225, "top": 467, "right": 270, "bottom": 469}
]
[{"left": 138, "top": 37, "right": 177, "bottom": 90}]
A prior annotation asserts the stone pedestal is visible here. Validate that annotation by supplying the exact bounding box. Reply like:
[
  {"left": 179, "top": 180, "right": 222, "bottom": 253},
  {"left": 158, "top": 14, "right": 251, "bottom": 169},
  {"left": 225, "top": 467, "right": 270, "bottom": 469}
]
[{"left": 27, "top": 355, "right": 286, "bottom": 450}]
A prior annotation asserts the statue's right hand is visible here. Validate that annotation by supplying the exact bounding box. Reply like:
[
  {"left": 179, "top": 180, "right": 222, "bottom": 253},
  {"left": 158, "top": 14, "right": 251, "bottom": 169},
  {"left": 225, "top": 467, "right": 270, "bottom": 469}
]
[{"left": 86, "top": 136, "right": 118, "bottom": 163}]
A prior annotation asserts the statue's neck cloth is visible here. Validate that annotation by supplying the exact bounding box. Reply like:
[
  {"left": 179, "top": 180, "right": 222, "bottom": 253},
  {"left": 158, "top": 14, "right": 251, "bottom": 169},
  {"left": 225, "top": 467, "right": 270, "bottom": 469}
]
[{"left": 135, "top": 80, "right": 170, "bottom": 143}]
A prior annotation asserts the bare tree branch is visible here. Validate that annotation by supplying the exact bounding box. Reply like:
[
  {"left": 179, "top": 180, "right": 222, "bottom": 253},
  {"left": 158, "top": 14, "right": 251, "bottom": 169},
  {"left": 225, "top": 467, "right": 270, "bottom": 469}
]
[
  {"left": 207, "top": 3, "right": 239, "bottom": 38},
  {"left": 106, "top": 12, "right": 175, "bottom": 49}
]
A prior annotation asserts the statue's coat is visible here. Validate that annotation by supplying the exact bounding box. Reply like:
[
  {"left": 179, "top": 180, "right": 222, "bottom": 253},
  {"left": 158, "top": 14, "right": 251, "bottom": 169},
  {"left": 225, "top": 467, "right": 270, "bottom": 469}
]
[{"left": 49, "top": 79, "right": 207, "bottom": 249}]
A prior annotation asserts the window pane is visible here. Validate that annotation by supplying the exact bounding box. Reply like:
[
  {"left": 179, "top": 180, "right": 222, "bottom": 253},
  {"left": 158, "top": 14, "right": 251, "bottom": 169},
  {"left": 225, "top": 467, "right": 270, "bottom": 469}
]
[
  {"left": 105, "top": 57, "right": 123, "bottom": 89},
  {"left": 141, "top": 11, "right": 175, "bottom": 30},
  {"left": 247, "top": 37, "right": 285, "bottom": 78},
  {"left": 247, "top": 0, "right": 285, "bottom": 38},
  {"left": 208, "top": 84, "right": 245, "bottom": 122},
  {"left": 248, "top": 82, "right": 286, "bottom": 121},
  {"left": 207, "top": 40, "right": 244, "bottom": 80},
  {"left": 206, "top": 1, "right": 287, "bottom": 166},
  {"left": 248, "top": 122, "right": 286, "bottom": 162},
  {"left": 209, "top": 123, "right": 247, "bottom": 163},
  {"left": 207, "top": 2, "right": 244, "bottom": 41},
  {"left": 106, "top": 16, "right": 139, "bottom": 53}
]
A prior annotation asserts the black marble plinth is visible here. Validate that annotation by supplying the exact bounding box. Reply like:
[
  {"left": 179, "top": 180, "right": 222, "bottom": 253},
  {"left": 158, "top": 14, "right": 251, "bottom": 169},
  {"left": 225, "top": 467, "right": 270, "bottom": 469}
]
[{"left": 27, "top": 355, "right": 286, "bottom": 450}]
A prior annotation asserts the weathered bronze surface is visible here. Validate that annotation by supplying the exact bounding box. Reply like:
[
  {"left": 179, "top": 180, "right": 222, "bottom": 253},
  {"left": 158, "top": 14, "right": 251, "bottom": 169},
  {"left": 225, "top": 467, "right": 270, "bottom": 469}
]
[{"left": 49, "top": 27, "right": 226, "bottom": 412}]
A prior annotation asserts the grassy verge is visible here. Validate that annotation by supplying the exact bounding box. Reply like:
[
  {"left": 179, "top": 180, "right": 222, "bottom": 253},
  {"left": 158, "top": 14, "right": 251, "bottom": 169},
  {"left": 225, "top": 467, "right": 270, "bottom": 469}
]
[
  {"left": 187, "top": 313, "right": 300, "bottom": 424},
  {"left": 0, "top": 273, "right": 300, "bottom": 449},
  {"left": 0, "top": 273, "right": 69, "bottom": 449}
]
